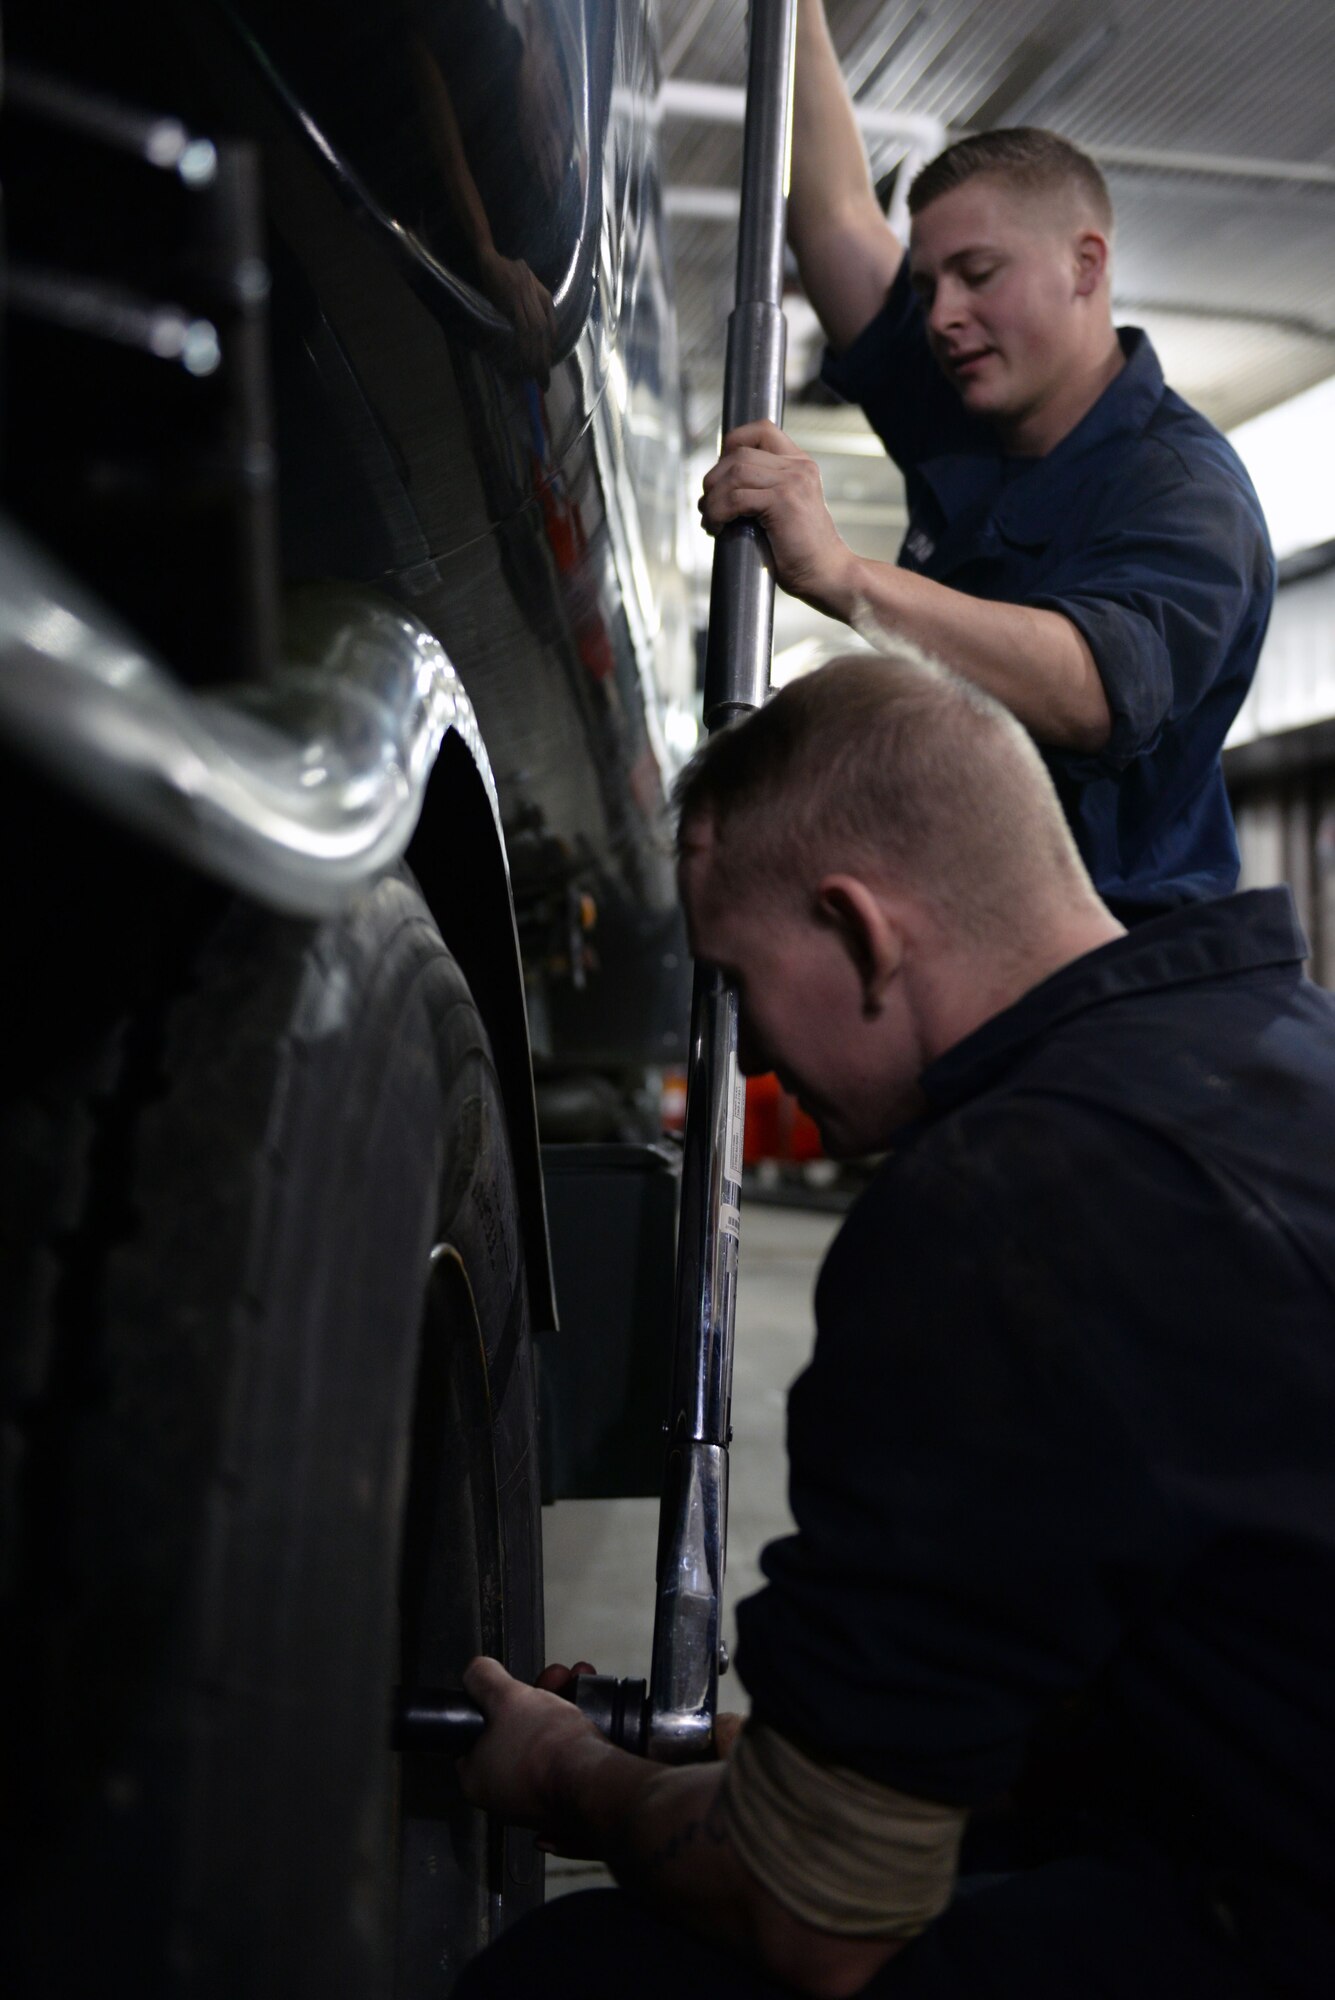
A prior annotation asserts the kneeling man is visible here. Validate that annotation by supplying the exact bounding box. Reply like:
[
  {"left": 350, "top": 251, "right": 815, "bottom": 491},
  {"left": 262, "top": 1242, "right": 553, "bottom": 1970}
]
[{"left": 456, "top": 649, "right": 1335, "bottom": 2000}]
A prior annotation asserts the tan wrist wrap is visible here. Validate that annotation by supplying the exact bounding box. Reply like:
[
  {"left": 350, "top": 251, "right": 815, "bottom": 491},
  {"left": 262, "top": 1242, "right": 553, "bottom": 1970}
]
[{"left": 720, "top": 1720, "right": 966, "bottom": 1940}]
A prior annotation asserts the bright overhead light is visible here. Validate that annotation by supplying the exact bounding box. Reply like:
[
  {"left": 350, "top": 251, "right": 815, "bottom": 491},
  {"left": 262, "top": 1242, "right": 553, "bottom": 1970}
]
[{"left": 1229, "top": 375, "right": 1335, "bottom": 562}]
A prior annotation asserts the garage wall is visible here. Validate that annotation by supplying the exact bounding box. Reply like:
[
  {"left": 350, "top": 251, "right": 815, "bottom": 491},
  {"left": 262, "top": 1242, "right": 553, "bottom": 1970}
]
[{"left": 1230, "top": 546, "right": 1335, "bottom": 746}]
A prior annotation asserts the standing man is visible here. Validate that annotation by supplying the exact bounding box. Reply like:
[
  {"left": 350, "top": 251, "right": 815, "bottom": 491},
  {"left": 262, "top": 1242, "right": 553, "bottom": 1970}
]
[
  {"left": 452, "top": 651, "right": 1335, "bottom": 2000},
  {"left": 699, "top": 2, "right": 1274, "bottom": 922}
]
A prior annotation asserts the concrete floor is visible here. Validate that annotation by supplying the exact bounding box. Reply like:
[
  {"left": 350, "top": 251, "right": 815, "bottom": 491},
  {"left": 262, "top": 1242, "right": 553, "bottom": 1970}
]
[{"left": 542, "top": 1198, "right": 843, "bottom": 1895}]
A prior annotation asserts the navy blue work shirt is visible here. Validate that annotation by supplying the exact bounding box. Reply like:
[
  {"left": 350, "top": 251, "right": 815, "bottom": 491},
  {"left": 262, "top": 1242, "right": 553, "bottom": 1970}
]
[
  {"left": 736, "top": 890, "right": 1335, "bottom": 1989},
  {"left": 822, "top": 267, "right": 1276, "bottom": 919}
]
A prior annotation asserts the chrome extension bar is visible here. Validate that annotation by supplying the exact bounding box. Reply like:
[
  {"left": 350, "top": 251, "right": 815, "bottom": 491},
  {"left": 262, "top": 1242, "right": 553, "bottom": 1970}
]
[
  {"left": 392, "top": 0, "right": 797, "bottom": 1767},
  {"left": 646, "top": 0, "right": 797, "bottom": 1762}
]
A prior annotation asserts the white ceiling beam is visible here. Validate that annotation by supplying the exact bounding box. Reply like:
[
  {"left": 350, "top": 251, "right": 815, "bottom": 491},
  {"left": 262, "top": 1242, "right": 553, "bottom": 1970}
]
[
  {"left": 657, "top": 81, "right": 1335, "bottom": 190},
  {"left": 657, "top": 78, "right": 947, "bottom": 152},
  {"left": 665, "top": 185, "right": 741, "bottom": 222},
  {"left": 1094, "top": 143, "right": 1335, "bottom": 187}
]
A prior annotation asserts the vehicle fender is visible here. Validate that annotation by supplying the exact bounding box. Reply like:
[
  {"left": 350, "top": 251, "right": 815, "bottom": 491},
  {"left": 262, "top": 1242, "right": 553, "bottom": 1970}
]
[
  {"left": 407, "top": 729, "right": 558, "bottom": 1336},
  {"left": 0, "top": 539, "right": 558, "bottom": 1334}
]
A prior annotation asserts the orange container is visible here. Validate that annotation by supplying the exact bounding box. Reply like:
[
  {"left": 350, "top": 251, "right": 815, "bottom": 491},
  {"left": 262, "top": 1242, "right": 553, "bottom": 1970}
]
[
  {"left": 661, "top": 1068, "right": 824, "bottom": 1164},
  {"left": 742, "top": 1072, "right": 824, "bottom": 1164}
]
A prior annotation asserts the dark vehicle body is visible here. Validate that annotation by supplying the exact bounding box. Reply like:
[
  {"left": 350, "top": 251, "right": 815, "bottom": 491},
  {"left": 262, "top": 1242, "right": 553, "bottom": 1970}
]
[
  {"left": 5, "top": 0, "right": 695, "bottom": 1075},
  {"left": 0, "top": 2, "right": 693, "bottom": 1992}
]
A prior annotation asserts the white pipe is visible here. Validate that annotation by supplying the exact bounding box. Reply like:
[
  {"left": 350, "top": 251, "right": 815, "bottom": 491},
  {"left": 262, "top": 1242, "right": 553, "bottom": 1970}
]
[
  {"left": 1091, "top": 142, "right": 1335, "bottom": 188},
  {"left": 658, "top": 77, "right": 946, "bottom": 152},
  {"left": 664, "top": 185, "right": 740, "bottom": 222},
  {"left": 658, "top": 80, "right": 1335, "bottom": 190}
]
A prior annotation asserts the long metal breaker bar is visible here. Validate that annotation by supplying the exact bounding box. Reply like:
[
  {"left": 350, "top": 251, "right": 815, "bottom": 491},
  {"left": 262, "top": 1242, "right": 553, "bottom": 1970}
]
[{"left": 646, "top": 0, "right": 797, "bottom": 1763}]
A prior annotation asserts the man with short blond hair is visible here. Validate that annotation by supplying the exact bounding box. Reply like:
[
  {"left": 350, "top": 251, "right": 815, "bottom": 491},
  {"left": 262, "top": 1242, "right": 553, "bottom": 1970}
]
[
  {"left": 700, "top": 1, "right": 1274, "bottom": 925},
  {"left": 453, "top": 652, "right": 1335, "bottom": 2000},
  {"left": 679, "top": 640, "right": 1093, "bottom": 951},
  {"left": 904, "top": 127, "right": 1115, "bottom": 234}
]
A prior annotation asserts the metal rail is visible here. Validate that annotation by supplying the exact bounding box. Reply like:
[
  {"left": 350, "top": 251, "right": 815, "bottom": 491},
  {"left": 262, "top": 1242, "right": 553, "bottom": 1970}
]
[
  {"left": 646, "top": 0, "right": 796, "bottom": 1763},
  {"left": 0, "top": 524, "right": 497, "bottom": 918}
]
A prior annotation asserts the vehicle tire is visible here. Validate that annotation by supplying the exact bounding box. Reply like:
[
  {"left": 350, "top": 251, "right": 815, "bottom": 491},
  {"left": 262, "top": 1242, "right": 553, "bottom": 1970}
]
[{"left": 2, "top": 870, "right": 544, "bottom": 1998}]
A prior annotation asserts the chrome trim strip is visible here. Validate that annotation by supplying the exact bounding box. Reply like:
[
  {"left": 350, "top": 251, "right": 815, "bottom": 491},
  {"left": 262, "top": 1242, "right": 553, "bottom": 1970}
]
[{"left": 0, "top": 517, "right": 497, "bottom": 917}]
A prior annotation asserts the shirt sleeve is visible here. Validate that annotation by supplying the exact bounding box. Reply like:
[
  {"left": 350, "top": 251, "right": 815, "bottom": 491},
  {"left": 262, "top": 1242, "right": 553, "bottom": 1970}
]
[
  {"left": 1026, "top": 445, "right": 1274, "bottom": 773},
  {"left": 720, "top": 1720, "right": 966, "bottom": 1938},
  {"left": 820, "top": 261, "right": 978, "bottom": 473},
  {"left": 733, "top": 1098, "right": 1202, "bottom": 1806}
]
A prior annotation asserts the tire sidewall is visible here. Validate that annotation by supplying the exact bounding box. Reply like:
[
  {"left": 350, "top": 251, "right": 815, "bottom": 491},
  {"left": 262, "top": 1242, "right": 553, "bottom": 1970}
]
[{"left": 6, "top": 874, "right": 543, "bottom": 1997}]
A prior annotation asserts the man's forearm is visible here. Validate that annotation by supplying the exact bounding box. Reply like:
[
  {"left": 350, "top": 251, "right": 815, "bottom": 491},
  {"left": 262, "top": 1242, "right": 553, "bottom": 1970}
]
[
  {"left": 549, "top": 1735, "right": 901, "bottom": 1999},
  {"left": 789, "top": 1, "right": 903, "bottom": 351},
  {"left": 459, "top": 1663, "right": 904, "bottom": 1998},
  {"left": 550, "top": 1734, "right": 756, "bottom": 1938},
  {"left": 697, "top": 423, "right": 1110, "bottom": 753},
  {"left": 789, "top": 1, "right": 874, "bottom": 247},
  {"left": 830, "top": 552, "right": 1113, "bottom": 752}
]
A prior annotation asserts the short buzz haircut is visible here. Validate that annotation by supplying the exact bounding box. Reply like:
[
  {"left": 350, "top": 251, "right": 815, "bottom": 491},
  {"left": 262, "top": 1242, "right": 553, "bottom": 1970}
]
[
  {"left": 907, "top": 126, "right": 1113, "bottom": 234},
  {"left": 673, "top": 643, "right": 1093, "bottom": 944}
]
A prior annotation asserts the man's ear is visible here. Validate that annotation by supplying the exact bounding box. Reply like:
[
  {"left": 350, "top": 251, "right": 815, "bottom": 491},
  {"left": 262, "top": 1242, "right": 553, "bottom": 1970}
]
[
  {"left": 817, "top": 875, "right": 904, "bottom": 1012},
  {"left": 1072, "top": 227, "right": 1110, "bottom": 297}
]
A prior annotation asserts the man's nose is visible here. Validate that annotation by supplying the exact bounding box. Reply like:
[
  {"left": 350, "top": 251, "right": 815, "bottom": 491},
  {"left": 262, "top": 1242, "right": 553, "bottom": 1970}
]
[{"left": 928, "top": 281, "right": 967, "bottom": 337}]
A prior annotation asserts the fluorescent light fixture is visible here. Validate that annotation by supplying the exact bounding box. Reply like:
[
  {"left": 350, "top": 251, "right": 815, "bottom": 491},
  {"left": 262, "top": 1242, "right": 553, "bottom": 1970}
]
[{"left": 1229, "top": 374, "right": 1335, "bottom": 562}]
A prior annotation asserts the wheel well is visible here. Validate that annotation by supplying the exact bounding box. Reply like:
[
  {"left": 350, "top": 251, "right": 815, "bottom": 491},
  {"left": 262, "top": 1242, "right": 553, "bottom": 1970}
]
[{"left": 406, "top": 729, "right": 557, "bottom": 1334}]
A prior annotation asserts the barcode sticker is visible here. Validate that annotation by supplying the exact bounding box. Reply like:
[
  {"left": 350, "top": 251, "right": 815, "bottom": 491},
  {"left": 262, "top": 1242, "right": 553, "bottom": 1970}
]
[
  {"left": 720, "top": 1201, "right": 741, "bottom": 1242},
  {"left": 724, "top": 1053, "right": 746, "bottom": 1185}
]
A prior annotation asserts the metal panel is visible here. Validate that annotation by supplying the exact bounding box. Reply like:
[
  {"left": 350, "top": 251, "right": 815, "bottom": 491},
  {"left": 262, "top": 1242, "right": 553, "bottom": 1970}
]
[
  {"left": 1230, "top": 556, "right": 1335, "bottom": 745},
  {"left": 1232, "top": 765, "right": 1335, "bottom": 989},
  {"left": 537, "top": 1144, "right": 678, "bottom": 1500}
]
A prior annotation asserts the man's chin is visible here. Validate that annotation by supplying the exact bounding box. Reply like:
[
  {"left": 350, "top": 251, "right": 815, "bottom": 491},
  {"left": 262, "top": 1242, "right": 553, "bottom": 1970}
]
[
  {"left": 817, "top": 1094, "right": 920, "bottom": 1159},
  {"left": 955, "top": 374, "right": 1005, "bottom": 416},
  {"left": 814, "top": 1120, "right": 860, "bottom": 1163}
]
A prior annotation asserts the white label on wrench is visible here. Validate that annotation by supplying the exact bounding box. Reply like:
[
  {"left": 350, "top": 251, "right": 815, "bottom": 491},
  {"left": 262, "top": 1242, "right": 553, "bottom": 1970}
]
[
  {"left": 724, "top": 1052, "right": 746, "bottom": 1185},
  {"left": 720, "top": 1201, "right": 741, "bottom": 1242}
]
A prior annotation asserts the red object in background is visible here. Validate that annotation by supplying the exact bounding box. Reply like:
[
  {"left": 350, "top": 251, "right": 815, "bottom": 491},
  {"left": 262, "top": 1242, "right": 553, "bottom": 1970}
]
[
  {"left": 660, "top": 1068, "right": 824, "bottom": 1163},
  {"left": 742, "top": 1071, "right": 824, "bottom": 1164},
  {"left": 661, "top": 1067, "right": 687, "bottom": 1134}
]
